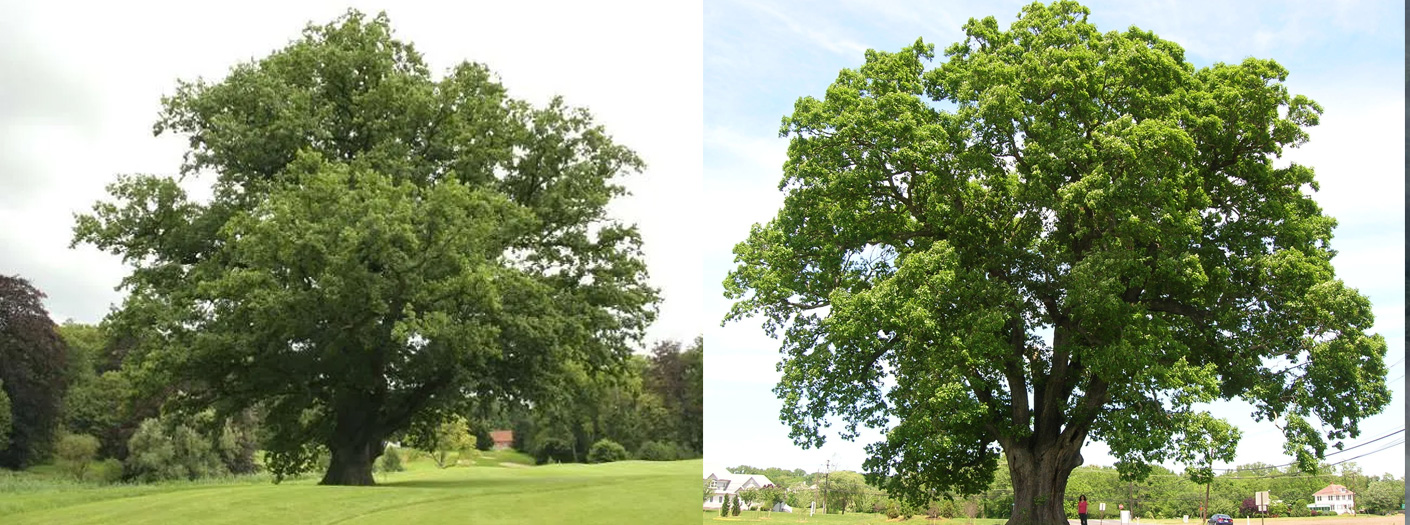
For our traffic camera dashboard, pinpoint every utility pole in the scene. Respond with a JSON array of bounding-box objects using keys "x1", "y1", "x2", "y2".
[
  {"x1": 1203, "y1": 481, "x2": 1209, "y2": 521},
  {"x1": 822, "y1": 459, "x2": 831, "y2": 515},
  {"x1": 1128, "y1": 480, "x2": 1134, "y2": 518}
]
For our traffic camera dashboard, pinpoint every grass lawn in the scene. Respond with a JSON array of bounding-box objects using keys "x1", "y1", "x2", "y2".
[
  {"x1": 704, "y1": 511, "x2": 1405, "y2": 525},
  {"x1": 1115, "y1": 517, "x2": 1403, "y2": 525},
  {"x1": 703, "y1": 510, "x2": 1008, "y2": 524},
  {"x1": 2, "y1": 456, "x2": 700, "y2": 524}
]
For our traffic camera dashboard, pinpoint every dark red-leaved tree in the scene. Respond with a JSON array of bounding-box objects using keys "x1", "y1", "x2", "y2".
[{"x1": 0, "y1": 274, "x2": 69, "y2": 469}]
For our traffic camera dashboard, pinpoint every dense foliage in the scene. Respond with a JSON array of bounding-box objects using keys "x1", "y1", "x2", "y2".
[
  {"x1": 73, "y1": 11, "x2": 657, "y2": 485},
  {"x1": 506, "y1": 338, "x2": 702, "y2": 464},
  {"x1": 54, "y1": 433, "x2": 100, "y2": 480},
  {"x1": 406, "y1": 416, "x2": 475, "y2": 469},
  {"x1": 0, "y1": 275, "x2": 69, "y2": 469},
  {"x1": 724, "y1": 2, "x2": 1389, "y2": 522},
  {"x1": 124, "y1": 418, "x2": 224, "y2": 483},
  {"x1": 586, "y1": 439, "x2": 628, "y2": 463},
  {"x1": 0, "y1": 380, "x2": 9, "y2": 451},
  {"x1": 377, "y1": 447, "x2": 404, "y2": 472},
  {"x1": 738, "y1": 461, "x2": 1402, "y2": 519}
]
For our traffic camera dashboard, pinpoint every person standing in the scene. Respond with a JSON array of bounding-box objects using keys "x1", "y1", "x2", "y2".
[{"x1": 1078, "y1": 495, "x2": 1089, "y2": 525}]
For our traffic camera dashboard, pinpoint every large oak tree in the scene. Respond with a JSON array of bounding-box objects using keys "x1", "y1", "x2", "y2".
[
  {"x1": 75, "y1": 11, "x2": 657, "y2": 485},
  {"x1": 723, "y1": 2, "x2": 1389, "y2": 523}
]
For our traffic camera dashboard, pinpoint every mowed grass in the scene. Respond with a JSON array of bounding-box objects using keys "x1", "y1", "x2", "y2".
[
  {"x1": 704, "y1": 510, "x2": 1008, "y2": 524},
  {"x1": 704, "y1": 511, "x2": 1404, "y2": 525},
  {"x1": 1114, "y1": 517, "x2": 1402, "y2": 525},
  {"x1": 2, "y1": 458, "x2": 700, "y2": 524}
]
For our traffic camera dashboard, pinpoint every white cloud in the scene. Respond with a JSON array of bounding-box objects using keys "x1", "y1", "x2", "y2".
[{"x1": 1, "y1": 0, "x2": 704, "y2": 349}]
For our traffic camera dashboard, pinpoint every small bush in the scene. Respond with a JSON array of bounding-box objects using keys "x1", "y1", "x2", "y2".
[
  {"x1": 721, "y1": 495, "x2": 731, "y2": 517},
  {"x1": 886, "y1": 500, "x2": 902, "y2": 519},
  {"x1": 732, "y1": 493, "x2": 742, "y2": 516},
  {"x1": 55, "y1": 433, "x2": 100, "y2": 480},
  {"x1": 454, "y1": 448, "x2": 481, "y2": 466},
  {"x1": 533, "y1": 437, "x2": 575, "y2": 465},
  {"x1": 379, "y1": 447, "x2": 404, "y2": 472},
  {"x1": 92, "y1": 458, "x2": 123, "y2": 483},
  {"x1": 635, "y1": 440, "x2": 681, "y2": 461},
  {"x1": 586, "y1": 439, "x2": 628, "y2": 463}
]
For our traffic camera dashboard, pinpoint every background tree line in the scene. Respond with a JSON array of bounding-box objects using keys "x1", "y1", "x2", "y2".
[
  {"x1": 728, "y1": 459, "x2": 1405, "y2": 519},
  {"x1": 1, "y1": 273, "x2": 701, "y2": 482},
  {"x1": 486, "y1": 338, "x2": 703, "y2": 464}
]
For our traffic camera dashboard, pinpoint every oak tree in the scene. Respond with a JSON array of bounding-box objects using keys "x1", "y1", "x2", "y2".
[
  {"x1": 74, "y1": 11, "x2": 656, "y2": 485},
  {"x1": 724, "y1": 2, "x2": 1389, "y2": 523}
]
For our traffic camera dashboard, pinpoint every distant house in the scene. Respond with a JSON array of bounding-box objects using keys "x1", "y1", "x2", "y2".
[
  {"x1": 703, "y1": 467, "x2": 791, "y2": 512},
  {"x1": 1307, "y1": 484, "x2": 1356, "y2": 515},
  {"x1": 489, "y1": 430, "x2": 514, "y2": 450}
]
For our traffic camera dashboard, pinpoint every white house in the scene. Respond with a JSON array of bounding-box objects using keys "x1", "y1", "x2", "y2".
[
  {"x1": 1306, "y1": 484, "x2": 1356, "y2": 515},
  {"x1": 703, "y1": 467, "x2": 791, "y2": 512}
]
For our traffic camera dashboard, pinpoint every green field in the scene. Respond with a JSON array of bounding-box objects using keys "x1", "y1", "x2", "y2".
[
  {"x1": 1, "y1": 457, "x2": 699, "y2": 524},
  {"x1": 703, "y1": 511, "x2": 1403, "y2": 525},
  {"x1": 703, "y1": 510, "x2": 1008, "y2": 524}
]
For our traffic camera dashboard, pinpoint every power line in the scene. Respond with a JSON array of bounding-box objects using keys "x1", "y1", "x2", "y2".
[
  {"x1": 1386, "y1": 356, "x2": 1404, "y2": 369},
  {"x1": 1211, "y1": 427, "x2": 1404, "y2": 473}
]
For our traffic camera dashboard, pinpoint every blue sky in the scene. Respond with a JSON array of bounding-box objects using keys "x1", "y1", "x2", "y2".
[{"x1": 704, "y1": 0, "x2": 1405, "y2": 479}]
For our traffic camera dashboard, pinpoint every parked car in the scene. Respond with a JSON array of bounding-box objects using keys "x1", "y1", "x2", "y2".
[{"x1": 1207, "y1": 514, "x2": 1233, "y2": 525}]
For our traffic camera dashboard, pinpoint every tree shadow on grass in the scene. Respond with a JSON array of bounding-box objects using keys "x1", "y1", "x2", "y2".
[{"x1": 379, "y1": 476, "x2": 578, "y2": 491}]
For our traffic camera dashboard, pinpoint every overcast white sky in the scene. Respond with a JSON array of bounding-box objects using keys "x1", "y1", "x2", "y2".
[
  {"x1": 0, "y1": 0, "x2": 703, "y2": 348},
  {"x1": 704, "y1": 0, "x2": 1406, "y2": 480}
]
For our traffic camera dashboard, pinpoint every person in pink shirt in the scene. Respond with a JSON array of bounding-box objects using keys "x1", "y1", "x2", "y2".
[{"x1": 1078, "y1": 495, "x2": 1089, "y2": 525}]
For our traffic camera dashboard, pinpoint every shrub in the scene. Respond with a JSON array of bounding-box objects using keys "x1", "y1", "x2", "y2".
[
  {"x1": 214, "y1": 410, "x2": 260, "y2": 474},
  {"x1": 722, "y1": 494, "x2": 731, "y2": 517},
  {"x1": 533, "y1": 437, "x2": 575, "y2": 465},
  {"x1": 936, "y1": 499, "x2": 957, "y2": 518},
  {"x1": 169, "y1": 423, "x2": 223, "y2": 479},
  {"x1": 635, "y1": 440, "x2": 681, "y2": 461},
  {"x1": 379, "y1": 447, "x2": 404, "y2": 472},
  {"x1": 587, "y1": 439, "x2": 628, "y2": 463},
  {"x1": 454, "y1": 448, "x2": 481, "y2": 466},
  {"x1": 124, "y1": 419, "x2": 183, "y2": 482},
  {"x1": 732, "y1": 493, "x2": 741, "y2": 516},
  {"x1": 92, "y1": 458, "x2": 123, "y2": 483},
  {"x1": 55, "y1": 433, "x2": 100, "y2": 480},
  {"x1": 124, "y1": 417, "x2": 228, "y2": 482},
  {"x1": 474, "y1": 427, "x2": 493, "y2": 451},
  {"x1": 886, "y1": 500, "x2": 902, "y2": 519}
]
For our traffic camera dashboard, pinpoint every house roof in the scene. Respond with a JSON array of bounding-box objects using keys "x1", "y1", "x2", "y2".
[
  {"x1": 1313, "y1": 484, "x2": 1354, "y2": 497},
  {"x1": 704, "y1": 468, "x2": 776, "y2": 495},
  {"x1": 489, "y1": 430, "x2": 513, "y2": 443}
]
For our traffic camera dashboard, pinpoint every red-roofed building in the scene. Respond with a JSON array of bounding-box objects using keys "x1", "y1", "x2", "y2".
[
  {"x1": 490, "y1": 430, "x2": 514, "y2": 450},
  {"x1": 1307, "y1": 484, "x2": 1356, "y2": 515}
]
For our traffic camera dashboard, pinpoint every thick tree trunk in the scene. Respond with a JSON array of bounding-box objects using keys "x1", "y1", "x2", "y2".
[
  {"x1": 319, "y1": 404, "x2": 386, "y2": 486},
  {"x1": 320, "y1": 440, "x2": 380, "y2": 486},
  {"x1": 1005, "y1": 442, "x2": 1084, "y2": 525}
]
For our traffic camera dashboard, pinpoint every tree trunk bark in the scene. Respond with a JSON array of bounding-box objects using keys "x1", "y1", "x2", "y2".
[
  {"x1": 319, "y1": 403, "x2": 386, "y2": 486},
  {"x1": 1005, "y1": 442, "x2": 1084, "y2": 525},
  {"x1": 321, "y1": 440, "x2": 380, "y2": 485}
]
